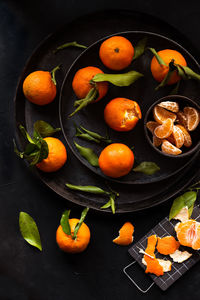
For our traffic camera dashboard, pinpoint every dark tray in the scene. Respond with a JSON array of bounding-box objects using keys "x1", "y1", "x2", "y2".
[
  {"x1": 14, "y1": 10, "x2": 200, "y2": 213},
  {"x1": 60, "y1": 30, "x2": 200, "y2": 184}
]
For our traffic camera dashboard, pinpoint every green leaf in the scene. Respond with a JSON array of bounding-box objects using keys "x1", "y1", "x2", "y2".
[
  {"x1": 133, "y1": 37, "x2": 147, "y2": 60},
  {"x1": 19, "y1": 212, "x2": 42, "y2": 251},
  {"x1": 149, "y1": 48, "x2": 167, "y2": 66},
  {"x1": 178, "y1": 65, "x2": 200, "y2": 81},
  {"x1": 110, "y1": 194, "x2": 116, "y2": 214},
  {"x1": 53, "y1": 41, "x2": 87, "y2": 54},
  {"x1": 80, "y1": 126, "x2": 112, "y2": 144},
  {"x1": 169, "y1": 191, "x2": 197, "y2": 220},
  {"x1": 73, "y1": 207, "x2": 89, "y2": 239},
  {"x1": 38, "y1": 139, "x2": 49, "y2": 162},
  {"x1": 74, "y1": 124, "x2": 100, "y2": 143},
  {"x1": 19, "y1": 125, "x2": 34, "y2": 143},
  {"x1": 50, "y1": 65, "x2": 60, "y2": 85},
  {"x1": 133, "y1": 162, "x2": 160, "y2": 175},
  {"x1": 69, "y1": 88, "x2": 98, "y2": 117},
  {"x1": 66, "y1": 183, "x2": 110, "y2": 195},
  {"x1": 155, "y1": 69, "x2": 175, "y2": 91},
  {"x1": 34, "y1": 120, "x2": 61, "y2": 138},
  {"x1": 92, "y1": 71, "x2": 143, "y2": 87},
  {"x1": 60, "y1": 210, "x2": 71, "y2": 235},
  {"x1": 13, "y1": 139, "x2": 24, "y2": 158},
  {"x1": 74, "y1": 141, "x2": 99, "y2": 167},
  {"x1": 101, "y1": 200, "x2": 111, "y2": 209}
]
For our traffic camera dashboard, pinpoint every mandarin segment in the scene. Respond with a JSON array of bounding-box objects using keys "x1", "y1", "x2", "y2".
[
  {"x1": 171, "y1": 125, "x2": 184, "y2": 148},
  {"x1": 153, "y1": 105, "x2": 177, "y2": 124},
  {"x1": 158, "y1": 101, "x2": 179, "y2": 113},
  {"x1": 176, "y1": 125, "x2": 192, "y2": 147},
  {"x1": 113, "y1": 222, "x2": 134, "y2": 246},
  {"x1": 154, "y1": 118, "x2": 173, "y2": 139},
  {"x1": 156, "y1": 236, "x2": 180, "y2": 255},
  {"x1": 177, "y1": 111, "x2": 188, "y2": 128},
  {"x1": 161, "y1": 139, "x2": 182, "y2": 155},
  {"x1": 153, "y1": 135, "x2": 163, "y2": 147},
  {"x1": 146, "y1": 121, "x2": 159, "y2": 133},
  {"x1": 175, "y1": 220, "x2": 200, "y2": 250},
  {"x1": 183, "y1": 106, "x2": 200, "y2": 131}
]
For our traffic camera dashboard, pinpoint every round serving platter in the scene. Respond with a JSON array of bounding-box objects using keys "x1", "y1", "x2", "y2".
[
  {"x1": 14, "y1": 10, "x2": 200, "y2": 213},
  {"x1": 59, "y1": 30, "x2": 200, "y2": 184}
]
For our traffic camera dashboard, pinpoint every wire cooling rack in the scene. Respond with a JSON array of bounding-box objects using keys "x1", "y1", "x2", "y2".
[{"x1": 124, "y1": 205, "x2": 200, "y2": 292}]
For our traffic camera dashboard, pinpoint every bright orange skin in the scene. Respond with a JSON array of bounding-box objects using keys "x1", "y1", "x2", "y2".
[
  {"x1": 72, "y1": 66, "x2": 108, "y2": 101},
  {"x1": 104, "y1": 98, "x2": 142, "y2": 132},
  {"x1": 56, "y1": 218, "x2": 91, "y2": 253},
  {"x1": 144, "y1": 235, "x2": 164, "y2": 277},
  {"x1": 99, "y1": 36, "x2": 134, "y2": 70},
  {"x1": 156, "y1": 236, "x2": 180, "y2": 255},
  {"x1": 99, "y1": 143, "x2": 134, "y2": 178},
  {"x1": 36, "y1": 137, "x2": 67, "y2": 172},
  {"x1": 23, "y1": 71, "x2": 57, "y2": 105},
  {"x1": 151, "y1": 49, "x2": 187, "y2": 85},
  {"x1": 113, "y1": 222, "x2": 134, "y2": 246}
]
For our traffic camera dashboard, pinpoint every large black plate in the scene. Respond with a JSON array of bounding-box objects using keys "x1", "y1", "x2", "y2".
[
  {"x1": 59, "y1": 30, "x2": 200, "y2": 184},
  {"x1": 14, "y1": 10, "x2": 200, "y2": 212}
]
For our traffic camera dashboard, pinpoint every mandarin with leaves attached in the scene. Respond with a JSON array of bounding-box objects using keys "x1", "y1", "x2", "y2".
[
  {"x1": 36, "y1": 137, "x2": 67, "y2": 172},
  {"x1": 56, "y1": 218, "x2": 90, "y2": 253},
  {"x1": 151, "y1": 49, "x2": 187, "y2": 84},
  {"x1": 23, "y1": 67, "x2": 59, "y2": 105},
  {"x1": 72, "y1": 66, "x2": 108, "y2": 101}
]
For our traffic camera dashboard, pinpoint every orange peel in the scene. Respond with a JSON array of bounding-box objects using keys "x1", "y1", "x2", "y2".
[
  {"x1": 113, "y1": 222, "x2": 134, "y2": 246},
  {"x1": 170, "y1": 249, "x2": 192, "y2": 263},
  {"x1": 156, "y1": 236, "x2": 180, "y2": 255}
]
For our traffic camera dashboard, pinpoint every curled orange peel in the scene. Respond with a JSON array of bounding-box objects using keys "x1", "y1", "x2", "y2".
[
  {"x1": 156, "y1": 236, "x2": 180, "y2": 255},
  {"x1": 113, "y1": 222, "x2": 134, "y2": 246}
]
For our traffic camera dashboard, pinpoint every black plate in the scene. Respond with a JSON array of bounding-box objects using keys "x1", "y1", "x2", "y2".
[
  {"x1": 14, "y1": 10, "x2": 200, "y2": 212},
  {"x1": 59, "y1": 30, "x2": 200, "y2": 184}
]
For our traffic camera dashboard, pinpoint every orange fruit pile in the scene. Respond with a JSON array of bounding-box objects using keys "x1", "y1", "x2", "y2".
[
  {"x1": 99, "y1": 36, "x2": 134, "y2": 70},
  {"x1": 146, "y1": 100, "x2": 199, "y2": 155},
  {"x1": 104, "y1": 98, "x2": 142, "y2": 132},
  {"x1": 56, "y1": 218, "x2": 91, "y2": 253},
  {"x1": 36, "y1": 137, "x2": 67, "y2": 172},
  {"x1": 98, "y1": 143, "x2": 134, "y2": 178}
]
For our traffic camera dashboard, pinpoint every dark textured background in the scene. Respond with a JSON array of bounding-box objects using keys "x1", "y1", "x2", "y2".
[{"x1": 0, "y1": 0, "x2": 200, "y2": 299}]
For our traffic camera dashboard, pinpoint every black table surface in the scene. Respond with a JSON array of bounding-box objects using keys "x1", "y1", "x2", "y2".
[{"x1": 1, "y1": 1, "x2": 200, "y2": 299}]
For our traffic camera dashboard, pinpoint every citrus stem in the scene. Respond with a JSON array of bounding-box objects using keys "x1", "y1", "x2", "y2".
[
  {"x1": 69, "y1": 87, "x2": 98, "y2": 118},
  {"x1": 53, "y1": 41, "x2": 87, "y2": 54},
  {"x1": 148, "y1": 48, "x2": 167, "y2": 66},
  {"x1": 51, "y1": 65, "x2": 61, "y2": 85}
]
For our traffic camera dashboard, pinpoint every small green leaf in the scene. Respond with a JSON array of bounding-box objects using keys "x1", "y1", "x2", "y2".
[
  {"x1": 66, "y1": 183, "x2": 110, "y2": 195},
  {"x1": 19, "y1": 212, "x2": 42, "y2": 251},
  {"x1": 60, "y1": 210, "x2": 71, "y2": 235},
  {"x1": 13, "y1": 139, "x2": 24, "y2": 158},
  {"x1": 110, "y1": 194, "x2": 116, "y2": 214},
  {"x1": 101, "y1": 200, "x2": 111, "y2": 209},
  {"x1": 149, "y1": 48, "x2": 167, "y2": 66},
  {"x1": 74, "y1": 141, "x2": 99, "y2": 167},
  {"x1": 19, "y1": 125, "x2": 34, "y2": 143},
  {"x1": 133, "y1": 162, "x2": 160, "y2": 175},
  {"x1": 155, "y1": 69, "x2": 175, "y2": 91},
  {"x1": 69, "y1": 88, "x2": 98, "y2": 117},
  {"x1": 178, "y1": 65, "x2": 200, "y2": 81},
  {"x1": 92, "y1": 71, "x2": 143, "y2": 87},
  {"x1": 73, "y1": 207, "x2": 89, "y2": 239},
  {"x1": 53, "y1": 41, "x2": 87, "y2": 54},
  {"x1": 169, "y1": 191, "x2": 197, "y2": 220},
  {"x1": 34, "y1": 120, "x2": 61, "y2": 138},
  {"x1": 133, "y1": 37, "x2": 147, "y2": 60},
  {"x1": 80, "y1": 126, "x2": 112, "y2": 143},
  {"x1": 50, "y1": 65, "x2": 60, "y2": 85}
]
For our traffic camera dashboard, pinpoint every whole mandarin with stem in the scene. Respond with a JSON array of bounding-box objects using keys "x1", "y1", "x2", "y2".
[
  {"x1": 99, "y1": 143, "x2": 134, "y2": 178},
  {"x1": 99, "y1": 36, "x2": 134, "y2": 70},
  {"x1": 72, "y1": 66, "x2": 108, "y2": 101},
  {"x1": 56, "y1": 218, "x2": 91, "y2": 253},
  {"x1": 36, "y1": 137, "x2": 67, "y2": 172},
  {"x1": 104, "y1": 97, "x2": 142, "y2": 132},
  {"x1": 23, "y1": 66, "x2": 59, "y2": 105},
  {"x1": 150, "y1": 49, "x2": 187, "y2": 84}
]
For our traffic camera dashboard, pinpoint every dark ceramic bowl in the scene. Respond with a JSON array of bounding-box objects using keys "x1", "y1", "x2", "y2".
[{"x1": 144, "y1": 95, "x2": 200, "y2": 158}]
